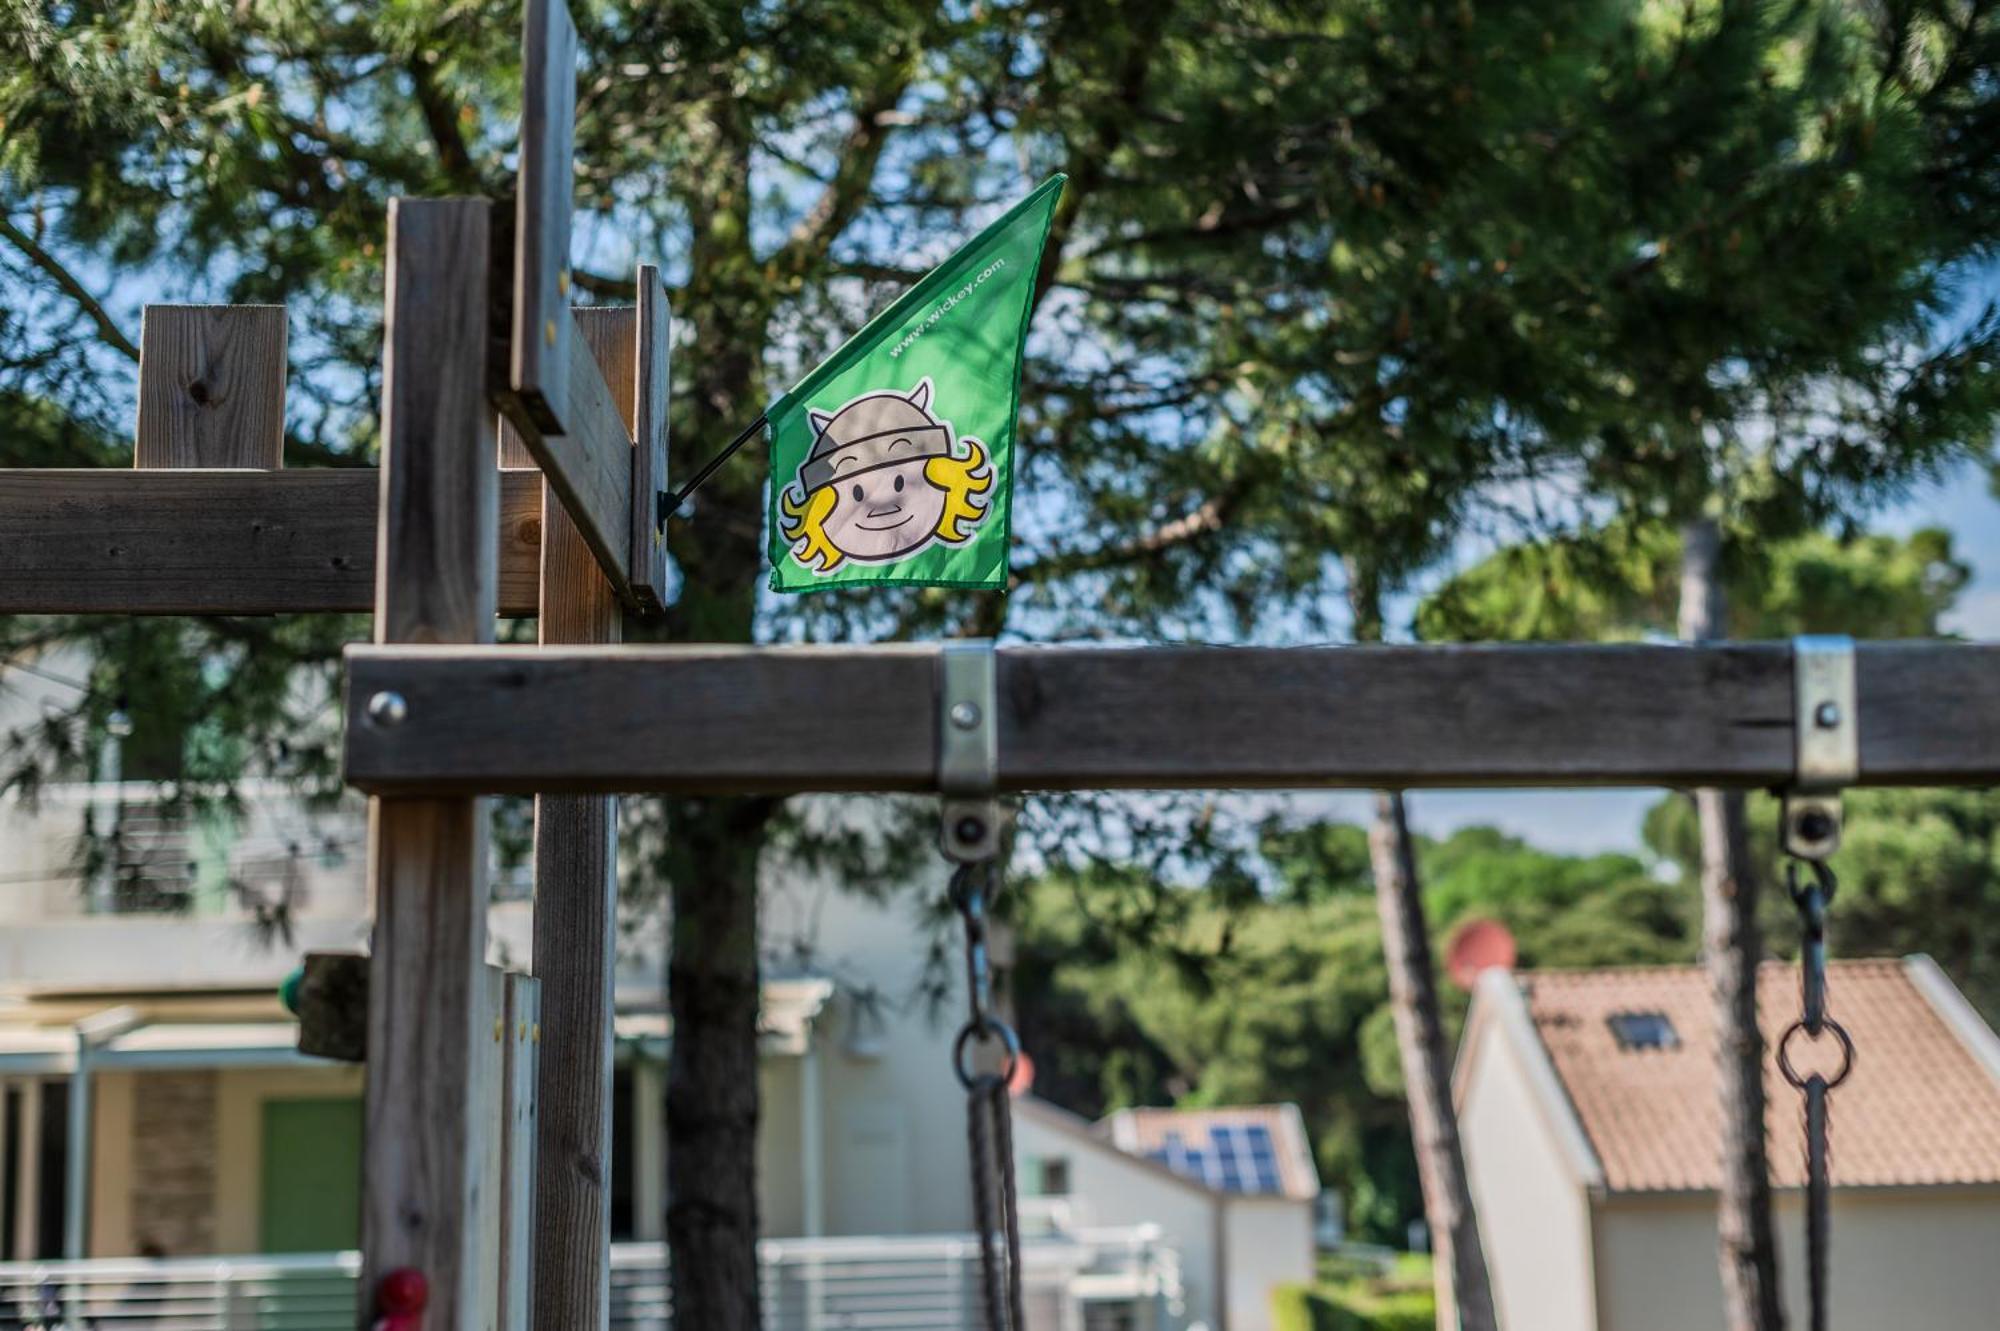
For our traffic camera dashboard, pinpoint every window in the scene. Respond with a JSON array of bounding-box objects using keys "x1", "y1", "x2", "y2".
[
  {"x1": 1036, "y1": 1156, "x2": 1071, "y2": 1197},
  {"x1": 1607, "y1": 1011, "x2": 1679, "y2": 1051}
]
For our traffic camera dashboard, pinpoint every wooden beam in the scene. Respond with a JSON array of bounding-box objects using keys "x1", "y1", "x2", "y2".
[
  {"x1": 135, "y1": 306, "x2": 288, "y2": 469},
  {"x1": 529, "y1": 312, "x2": 622, "y2": 1322},
  {"x1": 506, "y1": 309, "x2": 650, "y2": 613},
  {"x1": 0, "y1": 469, "x2": 544, "y2": 616},
  {"x1": 511, "y1": 0, "x2": 578, "y2": 433},
  {"x1": 632, "y1": 265, "x2": 671, "y2": 609},
  {"x1": 359, "y1": 197, "x2": 500, "y2": 1331},
  {"x1": 341, "y1": 641, "x2": 2000, "y2": 795}
]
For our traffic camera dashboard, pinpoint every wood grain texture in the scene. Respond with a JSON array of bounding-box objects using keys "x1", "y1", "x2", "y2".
[
  {"x1": 631, "y1": 266, "x2": 671, "y2": 612},
  {"x1": 342, "y1": 641, "x2": 2000, "y2": 795},
  {"x1": 530, "y1": 314, "x2": 623, "y2": 1331},
  {"x1": 0, "y1": 469, "x2": 542, "y2": 616},
  {"x1": 360, "y1": 197, "x2": 501, "y2": 1331},
  {"x1": 508, "y1": 310, "x2": 638, "y2": 611},
  {"x1": 134, "y1": 305, "x2": 288, "y2": 469},
  {"x1": 374, "y1": 199, "x2": 500, "y2": 644},
  {"x1": 512, "y1": 0, "x2": 577, "y2": 433},
  {"x1": 499, "y1": 974, "x2": 540, "y2": 1331},
  {"x1": 361, "y1": 798, "x2": 494, "y2": 1327}
]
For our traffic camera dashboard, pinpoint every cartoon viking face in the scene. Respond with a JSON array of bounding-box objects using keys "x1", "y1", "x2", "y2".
[{"x1": 780, "y1": 378, "x2": 994, "y2": 570}]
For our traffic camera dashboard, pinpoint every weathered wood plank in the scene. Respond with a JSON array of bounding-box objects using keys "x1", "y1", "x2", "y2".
[
  {"x1": 499, "y1": 973, "x2": 540, "y2": 1331},
  {"x1": 632, "y1": 266, "x2": 671, "y2": 611},
  {"x1": 135, "y1": 306, "x2": 288, "y2": 469},
  {"x1": 360, "y1": 197, "x2": 500, "y2": 1331},
  {"x1": 341, "y1": 641, "x2": 2000, "y2": 794},
  {"x1": 511, "y1": 0, "x2": 578, "y2": 433},
  {"x1": 507, "y1": 309, "x2": 642, "y2": 611},
  {"x1": 529, "y1": 310, "x2": 624, "y2": 1331},
  {"x1": 0, "y1": 469, "x2": 543, "y2": 616}
]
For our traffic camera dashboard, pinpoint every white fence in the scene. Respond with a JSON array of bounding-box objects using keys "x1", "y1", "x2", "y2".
[{"x1": 0, "y1": 1231, "x2": 1181, "y2": 1330}]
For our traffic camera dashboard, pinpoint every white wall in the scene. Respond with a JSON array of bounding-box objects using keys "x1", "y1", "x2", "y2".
[
  {"x1": 1458, "y1": 1016, "x2": 1599, "y2": 1331},
  {"x1": 761, "y1": 830, "x2": 976, "y2": 1238},
  {"x1": 1013, "y1": 1101, "x2": 1223, "y2": 1330},
  {"x1": 1596, "y1": 1187, "x2": 2000, "y2": 1331},
  {"x1": 1220, "y1": 1196, "x2": 1314, "y2": 1331}
]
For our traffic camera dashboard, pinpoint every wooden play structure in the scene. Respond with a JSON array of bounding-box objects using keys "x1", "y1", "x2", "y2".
[{"x1": 4, "y1": 1, "x2": 1999, "y2": 1327}]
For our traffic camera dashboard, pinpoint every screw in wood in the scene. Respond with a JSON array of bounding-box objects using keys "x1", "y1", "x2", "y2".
[
  {"x1": 1814, "y1": 701, "x2": 1841, "y2": 728},
  {"x1": 950, "y1": 701, "x2": 982, "y2": 730},
  {"x1": 366, "y1": 691, "x2": 408, "y2": 727}
]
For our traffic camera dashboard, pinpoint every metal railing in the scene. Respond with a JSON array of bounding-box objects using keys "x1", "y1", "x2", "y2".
[{"x1": 0, "y1": 1230, "x2": 1181, "y2": 1330}]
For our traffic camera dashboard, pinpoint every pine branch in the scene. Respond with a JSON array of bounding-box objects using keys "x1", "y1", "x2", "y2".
[
  {"x1": 0, "y1": 216, "x2": 139, "y2": 363},
  {"x1": 768, "y1": 79, "x2": 914, "y2": 283}
]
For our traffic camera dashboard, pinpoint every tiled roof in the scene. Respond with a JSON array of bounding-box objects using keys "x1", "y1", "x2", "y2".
[
  {"x1": 1101, "y1": 1103, "x2": 1320, "y2": 1201},
  {"x1": 1518, "y1": 959, "x2": 2000, "y2": 1192}
]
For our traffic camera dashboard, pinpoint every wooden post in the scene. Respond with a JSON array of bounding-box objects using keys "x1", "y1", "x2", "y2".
[
  {"x1": 359, "y1": 197, "x2": 501, "y2": 1331},
  {"x1": 530, "y1": 305, "x2": 630, "y2": 1331},
  {"x1": 134, "y1": 305, "x2": 288, "y2": 469},
  {"x1": 499, "y1": 973, "x2": 542, "y2": 1331}
]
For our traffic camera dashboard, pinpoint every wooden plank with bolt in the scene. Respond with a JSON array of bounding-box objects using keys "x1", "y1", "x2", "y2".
[
  {"x1": 359, "y1": 197, "x2": 502, "y2": 1331},
  {"x1": 0, "y1": 469, "x2": 544, "y2": 616},
  {"x1": 340, "y1": 641, "x2": 2000, "y2": 795},
  {"x1": 134, "y1": 305, "x2": 289, "y2": 469}
]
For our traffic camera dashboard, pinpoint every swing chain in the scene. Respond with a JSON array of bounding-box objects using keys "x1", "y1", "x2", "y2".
[
  {"x1": 950, "y1": 857, "x2": 1027, "y2": 1331},
  {"x1": 1779, "y1": 634, "x2": 1857, "y2": 1331}
]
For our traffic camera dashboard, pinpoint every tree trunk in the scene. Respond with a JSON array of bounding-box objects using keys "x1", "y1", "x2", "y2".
[
  {"x1": 1680, "y1": 517, "x2": 1786, "y2": 1331},
  {"x1": 664, "y1": 796, "x2": 774, "y2": 1329},
  {"x1": 1348, "y1": 558, "x2": 1498, "y2": 1331},
  {"x1": 659, "y1": 98, "x2": 777, "y2": 1331}
]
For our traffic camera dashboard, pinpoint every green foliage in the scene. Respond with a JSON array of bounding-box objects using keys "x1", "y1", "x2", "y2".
[
  {"x1": 1644, "y1": 786, "x2": 2000, "y2": 1021},
  {"x1": 1274, "y1": 1260, "x2": 1437, "y2": 1331},
  {"x1": 1010, "y1": 820, "x2": 1696, "y2": 1240},
  {"x1": 1419, "y1": 524, "x2": 1971, "y2": 643}
]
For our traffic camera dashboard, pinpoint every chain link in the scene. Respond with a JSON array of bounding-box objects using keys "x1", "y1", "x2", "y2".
[
  {"x1": 1779, "y1": 855, "x2": 1854, "y2": 1331},
  {"x1": 950, "y1": 858, "x2": 1027, "y2": 1331}
]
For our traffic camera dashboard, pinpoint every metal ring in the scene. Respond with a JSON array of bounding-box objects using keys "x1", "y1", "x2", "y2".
[
  {"x1": 952, "y1": 1018, "x2": 1021, "y2": 1091},
  {"x1": 1777, "y1": 1017, "x2": 1855, "y2": 1091},
  {"x1": 1786, "y1": 858, "x2": 1838, "y2": 910}
]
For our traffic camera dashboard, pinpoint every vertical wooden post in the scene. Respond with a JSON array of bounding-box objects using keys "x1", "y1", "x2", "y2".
[
  {"x1": 530, "y1": 306, "x2": 630, "y2": 1331},
  {"x1": 360, "y1": 197, "x2": 500, "y2": 1331},
  {"x1": 134, "y1": 306, "x2": 288, "y2": 469},
  {"x1": 498, "y1": 973, "x2": 542, "y2": 1331}
]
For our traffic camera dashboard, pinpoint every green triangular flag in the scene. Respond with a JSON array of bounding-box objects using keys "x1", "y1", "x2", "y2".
[{"x1": 767, "y1": 175, "x2": 1065, "y2": 593}]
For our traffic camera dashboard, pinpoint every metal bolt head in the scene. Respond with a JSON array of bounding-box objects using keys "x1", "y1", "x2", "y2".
[
  {"x1": 1813, "y1": 701, "x2": 1841, "y2": 729},
  {"x1": 949, "y1": 700, "x2": 983, "y2": 731},
  {"x1": 366, "y1": 691, "x2": 408, "y2": 727},
  {"x1": 1794, "y1": 808, "x2": 1836, "y2": 845},
  {"x1": 955, "y1": 815, "x2": 988, "y2": 847}
]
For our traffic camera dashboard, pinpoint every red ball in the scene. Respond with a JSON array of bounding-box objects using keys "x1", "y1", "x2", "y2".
[{"x1": 378, "y1": 1268, "x2": 429, "y2": 1315}]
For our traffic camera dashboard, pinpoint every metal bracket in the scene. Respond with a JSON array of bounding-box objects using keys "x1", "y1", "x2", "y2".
[
  {"x1": 1784, "y1": 635, "x2": 1857, "y2": 861},
  {"x1": 938, "y1": 639, "x2": 1003, "y2": 863}
]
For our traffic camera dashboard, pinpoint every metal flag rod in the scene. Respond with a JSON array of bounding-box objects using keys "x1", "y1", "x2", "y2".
[{"x1": 658, "y1": 413, "x2": 768, "y2": 524}]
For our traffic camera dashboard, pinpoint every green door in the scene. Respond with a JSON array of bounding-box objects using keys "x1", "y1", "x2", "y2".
[{"x1": 259, "y1": 1097, "x2": 362, "y2": 1252}]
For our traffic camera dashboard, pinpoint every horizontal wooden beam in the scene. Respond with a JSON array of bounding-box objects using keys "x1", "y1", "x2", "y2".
[
  {"x1": 340, "y1": 641, "x2": 2000, "y2": 795},
  {"x1": 0, "y1": 468, "x2": 545, "y2": 616}
]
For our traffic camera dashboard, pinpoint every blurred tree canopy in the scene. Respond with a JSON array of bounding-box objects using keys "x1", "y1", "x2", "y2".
[
  {"x1": 4, "y1": 0, "x2": 1998, "y2": 1309},
  {"x1": 1009, "y1": 821, "x2": 1692, "y2": 1242}
]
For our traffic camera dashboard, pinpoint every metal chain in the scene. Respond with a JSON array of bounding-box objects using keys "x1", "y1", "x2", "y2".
[
  {"x1": 950, "y1": 858, "x2": 1027, "y2": 1331},
  {"x1": 1777, "y1": 857, "x2": 1856, "y2": 1331}
]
